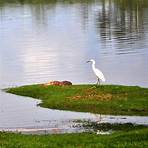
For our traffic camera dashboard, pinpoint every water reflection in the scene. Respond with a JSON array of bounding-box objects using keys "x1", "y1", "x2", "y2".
[
  {"x1": 95, "y1": 0, "x2": 148, "y2": 52},
  {"x1": 0, "y1": 0, "x2": 148, "y2": 86}
]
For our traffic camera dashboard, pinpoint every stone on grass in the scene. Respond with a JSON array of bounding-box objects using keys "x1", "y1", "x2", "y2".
[{"x1": 43, "y1": 81, "x2": 72, "y2": 86}]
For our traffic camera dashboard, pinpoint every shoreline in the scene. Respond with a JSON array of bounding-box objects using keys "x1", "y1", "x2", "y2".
[{"x1": 6, "y1": 84, "x2": 148, "y2": 116}]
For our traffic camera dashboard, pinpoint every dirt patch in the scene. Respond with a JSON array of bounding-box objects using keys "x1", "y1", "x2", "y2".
[
  {"x1": 68, "y1": 87, "x2": 128, "y2": 101},
  {"x1": 69, "y1": 87, "x2": 113, "y2": 101}
]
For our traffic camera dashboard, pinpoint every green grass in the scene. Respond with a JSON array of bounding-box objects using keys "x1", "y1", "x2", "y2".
[
  {"x1": 0, "y1": 127, "x2": 148, "y2": 148},
  {"x1": 81, "y1": 122, "x2": 147, "y2": 132},
  {"x1": 6, "y1": 84, "x2": 148, "y2": 115}
]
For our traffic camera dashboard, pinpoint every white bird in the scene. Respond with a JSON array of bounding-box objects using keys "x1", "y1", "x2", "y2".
[{"x1": 87, "y1": 59, "x2": 105, "y2": 85}]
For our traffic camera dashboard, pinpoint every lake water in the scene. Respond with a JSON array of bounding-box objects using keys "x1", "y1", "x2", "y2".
[
  {"x1": 0, "y1": 0, "x2": 148, "y2": 133},
  {"x1": 0, "y1": 0, "x2": 148, "y2": 87}
]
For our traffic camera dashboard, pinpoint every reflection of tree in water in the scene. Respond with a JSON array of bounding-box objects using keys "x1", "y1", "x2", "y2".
[
  {"x1": 0, "y1": 0, "x2": 148, "y2": 48},
  {"x1": 78, "y1": 2, "x2": 89, "y2": 30},
  {"x1": 95, "y1": 0, "x2": 148, "y2": 45},
  {"x1": 96, "y1": 0, "x2": 112, "y2": 40},
  {"x1": 30, "y1": 3, "x2": 56, "y2": 28},
  {"x1": 0, "y1": 0, "x2": 94, "y2": 5}
]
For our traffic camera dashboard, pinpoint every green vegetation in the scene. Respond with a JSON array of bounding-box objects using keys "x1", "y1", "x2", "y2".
[
  {"x1": 6, "y1": 84, "x2": 148, "y2": 115},
  {"x1": 0, "y1": 127, "x2": 148, "y2": 148},
  {"x1": 81, "y1": 122, "x2": 147, "y2": 132}
]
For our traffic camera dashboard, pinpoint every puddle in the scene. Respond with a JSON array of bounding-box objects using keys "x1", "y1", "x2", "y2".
[
  {"x1": 96, "y1": 130, "x2": 112, "y2": 135},
  {"x1": 0, "y1": 90, "x2": 148, "y2": 134}
]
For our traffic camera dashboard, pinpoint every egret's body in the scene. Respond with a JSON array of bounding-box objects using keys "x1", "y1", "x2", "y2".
[{"x1": 87, "y1": 59, "x2": 105, "y2": 85}]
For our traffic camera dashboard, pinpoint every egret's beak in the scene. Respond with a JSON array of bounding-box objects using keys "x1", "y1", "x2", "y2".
[{"x1": 86, "y1": 60, "x2": 90, "y2": 63}]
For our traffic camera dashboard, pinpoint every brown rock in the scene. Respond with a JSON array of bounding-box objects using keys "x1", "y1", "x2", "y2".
[
  {"x1": 43, "y1": 81, "x2": 61, "y2": 86},
  {"x1": 61, "y1": 81, "x2": 72, "y2": 86},
  {"x1": 43, "y1": 80, "x2": 72, "y2": 86},
  {"x1": 50, "y1": 81, "x2": 62, "y2": 86}
]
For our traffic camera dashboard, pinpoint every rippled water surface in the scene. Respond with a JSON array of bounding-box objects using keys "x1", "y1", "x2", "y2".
[
  {"x1": 0, "y1": 0, "x2": 148, "y2": 133},
  {"x1": 0, "y1": 0, "x2": 148, "y2": 87}
]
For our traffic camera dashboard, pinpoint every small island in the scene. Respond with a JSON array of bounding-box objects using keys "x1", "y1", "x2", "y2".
[{"x1": 6, "y1": 84, "x2": 148, "y2": 116}]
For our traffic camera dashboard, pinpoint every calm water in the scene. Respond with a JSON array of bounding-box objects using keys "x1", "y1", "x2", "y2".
[
  {"x1": 0, "y1": 0, "x2": 148, "y2": 87},
  {"x1": 0, "y1": 0, "x2": 148, "y2": 133}
]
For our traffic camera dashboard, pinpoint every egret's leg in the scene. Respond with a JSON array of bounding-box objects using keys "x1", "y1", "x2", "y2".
[
  {"x1": 98, "y1": 78, "x2": 100, "y2": 85},
  {"x1": 96, "y1": 78, "x2": 100, "y2": 85},
  {"x1": 96, "y1": 79, "x2": 98, "y2": 85}
]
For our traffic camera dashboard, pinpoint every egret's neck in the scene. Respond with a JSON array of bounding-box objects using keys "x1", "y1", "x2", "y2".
[{"x1": 91, "y1": 61, "x2": 96, "y2": 70}]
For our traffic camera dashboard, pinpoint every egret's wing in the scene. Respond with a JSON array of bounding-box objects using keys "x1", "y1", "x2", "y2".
[{"x1": 94, "y1": 68, "x2": 106, "y2": 82}]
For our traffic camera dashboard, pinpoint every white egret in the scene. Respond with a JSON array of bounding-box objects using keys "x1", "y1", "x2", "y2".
[{"x1": 87, "y1": 59, "x2": 105, "y2": 85}]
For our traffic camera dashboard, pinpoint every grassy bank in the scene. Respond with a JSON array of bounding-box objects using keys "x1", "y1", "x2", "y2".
[
  {"x1": 6, "y1": 84, "x2": 148, "y2": 115},
  {"x1": 0, "y1": 127, "x2": 148, "y2": 148}
]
